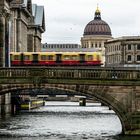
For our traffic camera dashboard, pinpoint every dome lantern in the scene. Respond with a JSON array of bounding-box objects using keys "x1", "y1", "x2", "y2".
[{"x1": 94, "y1": 5, "x2": 101, "y2": 20}]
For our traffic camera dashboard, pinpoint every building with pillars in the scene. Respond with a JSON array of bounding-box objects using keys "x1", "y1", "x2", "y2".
[
  {"x1": 0, "y1": 0, "x2": 45, "y2": 67},
  {"x1": 105, "y1": 36, "x2": 140, "y2": 67},
  {"x1": 0, "y1": 0, "x2": 12, "y2": 67},
  {"x1": 81, "y1": 7, "x2": 112, "y2": 65},
  {"x1": 0, "y1": 0, "x2": 13, "y2": 116},
  {"x1": 10, "y1": 0, "x2": 45, "y2": 52}
]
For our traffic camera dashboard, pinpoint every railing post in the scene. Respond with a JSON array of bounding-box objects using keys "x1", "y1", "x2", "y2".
[{"x1": 74, "y1": 70, "x2": 79, "y2": 78}]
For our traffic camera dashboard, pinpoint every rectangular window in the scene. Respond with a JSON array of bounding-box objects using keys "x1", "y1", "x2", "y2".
[
  {"x1": 47, "y1": 55, "x2": 53, "y2": 60},
  {"x1": 95, "y1": 44, "x2": 97, "y2": 48},
  {"x1": 127, "y1": 55, "x2": 131, "y2": 61},
  {"x1": 87, "y1": 55, "x2": 93, "y2": 61},
  {"x1": 137, "y1": 55, "x2": 140, "y2": 61},
  {"x1": 71, "y1": 55, "x2": 78, "y2": 60},
  {"x1": 64, "y1": 55, "x2": 70, "y2": 60},
  {"x1": 137, "y1": 44, "x2": 140, "y2": 50},
  {"x1": 41, "y1": 55, "x2": 47, "y2": 60},
  {"x1": 24, "y1": 55, "x2": 30, "y2": 60},
  {"x1": 14, "y1": 55, "x2": 20, "y2": 60},
  {"x1": 128, "y1": 44, "x2": 131, "y2": 50}
]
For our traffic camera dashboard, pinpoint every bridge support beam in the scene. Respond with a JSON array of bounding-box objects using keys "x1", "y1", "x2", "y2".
[{"x1": 79, "y1": 98, "x2": 86, "y2": 106}]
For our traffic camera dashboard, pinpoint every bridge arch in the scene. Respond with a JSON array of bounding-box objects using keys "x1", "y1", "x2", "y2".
[
  {"x1": 0, "y1": 83, "x2": 132, "y2": 135},
  {"x1": 43, "y1": 86, "x2": 128, "y2": 135}
]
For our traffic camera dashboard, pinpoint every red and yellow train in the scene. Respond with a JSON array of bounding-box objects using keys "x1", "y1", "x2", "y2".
[{"x1": 10, "y1": 52, "x2": 102, "y2": 66}]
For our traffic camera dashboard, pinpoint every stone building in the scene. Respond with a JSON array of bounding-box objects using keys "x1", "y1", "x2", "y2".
[
  {"x1": 0, "y1": 0, "x2": 45, "y2": 67},
  {"x1": 105, "y1": 36, "x2": 140, "y2": 67},
  {"x1": 10, "y1": 0, "x2": 45, "y2": 52},
  {"x1": 0, "y1": 0, "x2": 12, "y2": 67},
  {"x1": 81, "y1": 6, "x2": 112, "y2": 65}
]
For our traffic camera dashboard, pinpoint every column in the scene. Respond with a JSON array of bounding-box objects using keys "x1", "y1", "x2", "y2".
[
  {"x1": 0, "y1": 9, "x2": 10, "y2": 67},
  {"x1": 0, "y1": 95, "x2": 1, "y2": 115},
  {"x1": 88, "y1": 41, "x2": 91, "y2": 48},
  {"x1": 0, "y1": 15, "x2": 5, "y2": 67},
  {"x1": 5, "y1": 15, "x2": 10, "y2": 67}
]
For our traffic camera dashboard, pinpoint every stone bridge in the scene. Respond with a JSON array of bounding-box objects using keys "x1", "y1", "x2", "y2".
[{"x1": 0, "y1": 67, "x2": 140, "y2": 135}]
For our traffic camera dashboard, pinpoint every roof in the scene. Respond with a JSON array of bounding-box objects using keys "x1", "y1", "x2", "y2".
[
  {"x1": 23, "y1": 0, "x2": 28, "y2": 7},
  {"x1": 83, "y1": 7, "x2": 112, "y2": 36},
  {"x1": 41, "y1": 48, "x2": 100, "y2": 52},
  {"x1": 106, "y1": 36, "x2": 140, "y2": 43},
  {"x1": 84, "y1": 19, "x2": 112, "y2": 36},
  {"x1": 32, "y1": 4, "x2": 45, "y2": 31}
]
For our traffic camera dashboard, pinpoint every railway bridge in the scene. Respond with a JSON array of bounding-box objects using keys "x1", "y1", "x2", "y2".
[{"x1": 0, "y1": 67, "x2": 140, "y2": 135}]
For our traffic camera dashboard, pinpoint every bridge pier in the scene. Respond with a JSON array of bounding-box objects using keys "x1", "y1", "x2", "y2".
[
  {"x1": 79, "y1": 98, "x2": 86, "y2": 106},
  {"x1": 0, "y1": 93, "x2": 11, "y2": 116},
  {"x1": 101, "y1": 102, "x2": 106, "y2": 106},
  {"x1": 124, "y1": 113, "x2": 140, "y2": 135}
]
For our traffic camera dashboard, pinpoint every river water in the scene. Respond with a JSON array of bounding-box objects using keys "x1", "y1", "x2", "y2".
[{"x1": 0, "y1": 101, "x2": 139, "y2": 140}]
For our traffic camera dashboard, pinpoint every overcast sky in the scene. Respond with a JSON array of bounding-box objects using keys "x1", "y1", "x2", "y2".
[{"x1": 32, "y1": 0, "x2": 140, "y2": 44}]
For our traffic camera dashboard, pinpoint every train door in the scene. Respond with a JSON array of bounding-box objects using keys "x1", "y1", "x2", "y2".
[
  {"x1": 20, "y1": 53, "x2": 24, "y2": 65},
  {"x1": 56, "y1": 54, "x2": 62, "y2": 63},
  {"x1": 32, "y1": 54, "x2": 39, "y2": 65},
  {"x1": 79, "y1": 54, "x2": 85, "y2": 63}
]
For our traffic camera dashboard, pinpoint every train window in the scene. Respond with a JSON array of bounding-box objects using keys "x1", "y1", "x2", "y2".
[
  {"x1": 41, "y1": 55, "x2": 47, "y2": 60},
  {"x1": 71, "y1": 55, "x2": 78, "y2": 60},
  {"x1": 14, "y1": 55, "x2": 20, "y2": 60},
  {"x1": 64, "y1": 55, "x2": 70, "y2": 60},
  {"x1": 24, "y1": 55, "x2": 30, "y2": 60},
  {"x1": 47, "y1": 55, "x2": 53, "y2": 60},
  {"x1": 87, "y1": 55, "x2": 93, "y2": 61}
]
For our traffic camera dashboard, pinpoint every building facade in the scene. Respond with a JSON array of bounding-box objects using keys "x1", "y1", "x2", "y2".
[
  {"x1": 81, "y1": 6, "x2": 112, "y2": 65},
  {"x1": 0, "y1": 0, "x2": 45, "y2": 67},
  {"x1": 10, "y1": 0, "x2": 45, "y2": 52},
  {"x1": 42, "y1": 43, "x2": 81, "y2": 50},
  {"x1": 0, "y1": 0, "x2": 12, "y2": 67},
  {"x1": 42, "y1": 43, "x2": 99, "y2": 54},
  {"x1": 105, "y1": 36, "x2": 140, "y2": 67}
]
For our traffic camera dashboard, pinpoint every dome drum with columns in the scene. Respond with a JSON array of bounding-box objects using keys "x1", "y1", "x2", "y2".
[{"x1": 81, "y1": 6, "x2": 113, "y2": 65}]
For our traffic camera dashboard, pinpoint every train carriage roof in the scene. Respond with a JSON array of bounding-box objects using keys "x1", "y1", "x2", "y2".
[
  {"x1": 10, "y1": 51, "x2": 102, "y2": 55},
  {"x1": 10, "y1": 52, "x2": 21, "y2": 55}
]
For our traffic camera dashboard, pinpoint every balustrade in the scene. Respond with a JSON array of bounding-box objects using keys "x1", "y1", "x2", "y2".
[{"x1": 0, "y1": 67, "x2": 139, "y2": 81}]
